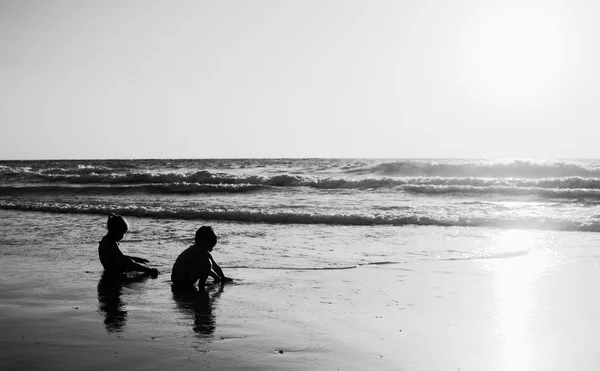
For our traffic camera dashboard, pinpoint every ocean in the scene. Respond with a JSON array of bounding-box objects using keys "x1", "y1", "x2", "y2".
[
  {"x1": 1, "y1": 158, "x2": 599, "y2": 272},
  {"x1": 3, "y1": 158, "x2": 600, "y2": 370}
]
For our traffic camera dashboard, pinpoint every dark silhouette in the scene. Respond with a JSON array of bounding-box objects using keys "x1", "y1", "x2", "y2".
[
  {"x1": 172, "y1": 283, "x2": 224, "y2": 336},
  {"x1": 171, "y1": 226, "x2": 232, "y2": 289},
  {"x1": 96, "y1": 271, "x2": 148, "y2": 333},
  {"x1": 98, "y1": 213, "x2": 159, "y2": 277}
]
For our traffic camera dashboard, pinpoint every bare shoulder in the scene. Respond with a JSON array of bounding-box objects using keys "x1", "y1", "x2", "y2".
[
  {"x1": 98, "y1": 236, "x2": 116, "y2": 249},
  {"x1": 179, "y1": 245, "x2": 197, "y2": 256},
  {"x1": 177, "y1": 245, "x2": 209, "y2": 262}
]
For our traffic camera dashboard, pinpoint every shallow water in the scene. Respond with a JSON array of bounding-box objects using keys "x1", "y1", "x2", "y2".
[
  {"x1": 1, "y1": 208, "x2": 596, "y2": 275},
  {"x1": 2, "y1": 206, "x2": 600, "y2": 371}
]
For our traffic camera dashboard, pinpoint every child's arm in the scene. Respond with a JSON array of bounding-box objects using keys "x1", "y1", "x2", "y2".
[
  {"x1": 118, "y1": 247, "x2": 156, "y2": 275},
  {"x1": 112, "y1": 244, "x2": 158, "y2": 277},
  {"x1": 111, "y1": 244, "x2": 144, "y2": 263},
  {"x1": 209, "y1": 255, "x2": 232, "y2": 282},
  {"x1": 126, "y1": 255, "x2": 149, "y2": 264},
  {"x1": 127, "y1": 259, "x2": 159, "y2": 277}
]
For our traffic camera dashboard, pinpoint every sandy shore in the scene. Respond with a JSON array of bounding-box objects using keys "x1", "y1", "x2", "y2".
[{"x1": 1, "y1": 251, "x2": 600, "y2": 371}]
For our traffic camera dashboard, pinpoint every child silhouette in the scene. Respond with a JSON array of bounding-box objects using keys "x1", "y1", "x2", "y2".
[
  {"x1": 98, "y1": 213, "x2": 158, "y2": 277},
  {"x1": 171, "y1": 226, "x2": 231, "y2": 289}
]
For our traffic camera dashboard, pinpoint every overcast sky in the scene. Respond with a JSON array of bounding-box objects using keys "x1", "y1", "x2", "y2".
[{"x1": 1, "y1": 0, "x2": 598, "y2": 159}]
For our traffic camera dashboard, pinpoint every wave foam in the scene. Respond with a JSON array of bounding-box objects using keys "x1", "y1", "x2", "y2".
[
  {"x1": 1, "y1": 201, "x2": 597, "y2": 232},
  {"x1": 5, "y1": 176, "x2": 600, "y2": 198}
]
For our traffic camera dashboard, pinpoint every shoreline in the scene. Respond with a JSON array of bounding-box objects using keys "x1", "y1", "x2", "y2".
[{"x1": 2, "y1": 252, "x2": 600, "y2": 370}]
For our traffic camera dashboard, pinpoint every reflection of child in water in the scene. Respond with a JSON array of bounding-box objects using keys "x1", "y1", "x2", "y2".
[
  {"x1": 171, "y1": 226, "x2": 232, "y2": 289},
  {"x1": 171, "y1": 283, "x2": 224, "y2": 336},
  {"x1": 98, "y1": 213, "x2": 158, "y2": 277}
]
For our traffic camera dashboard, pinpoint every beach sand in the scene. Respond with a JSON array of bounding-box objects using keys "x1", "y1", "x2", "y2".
[{"x1": 2, "y1": 248, "x2": 600, "y2": 371}]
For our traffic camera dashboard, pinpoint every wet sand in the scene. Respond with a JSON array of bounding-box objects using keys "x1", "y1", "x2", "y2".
[{"x1": 1, "y1": 253, "x2": 600, "y2": 371}]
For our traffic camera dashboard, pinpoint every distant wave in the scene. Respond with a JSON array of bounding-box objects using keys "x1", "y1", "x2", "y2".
[
  {"x1": 348, "y1": 159, "x2": 600, "y2": 178},
  {"x1": 0, "y1": 183, "x2": 265, "y2": 195},
  {"x1": 1, "y1": 201, "x2": 598, "y2": 232},
  {"x1": 38, "y1": 165, "x2": 116, "y2": 175},
  {"x1": 0, "y1": 169, "x2": 311, "y2": 187},
  {"x1": 5, "y1": 176, "x2": 600, "y2": 198},
  {"x1": 3, "y1": 159, "x2": 600, "y2": 187},
  {"x1": 401, "y1": 184, "x2": 600, "y2": 199}
]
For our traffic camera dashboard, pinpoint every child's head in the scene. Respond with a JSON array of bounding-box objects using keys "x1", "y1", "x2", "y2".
[
  {"x1": 195, "y1": 226, "x2": 217, "y2": 251},
  {"x1": 107, "y1": 213, "x2": 128, "y2": 239}
]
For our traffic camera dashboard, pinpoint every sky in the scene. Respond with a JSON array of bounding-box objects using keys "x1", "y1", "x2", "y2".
[{"x1": 1, "y1": 0, "x2": 599, "y2": 160}]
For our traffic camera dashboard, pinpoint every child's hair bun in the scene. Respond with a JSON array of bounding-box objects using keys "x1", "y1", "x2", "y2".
[{"x1": 107, "y1": 213, "x2": 128, "y2": 232}]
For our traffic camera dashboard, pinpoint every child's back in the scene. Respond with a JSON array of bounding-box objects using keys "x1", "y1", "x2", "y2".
[
  {"x1": 171, "y1": 226, "x2": 230, "y2": 288},
  {"x1": 171, "y1": 245, "x2": 212, "y2": 287}
]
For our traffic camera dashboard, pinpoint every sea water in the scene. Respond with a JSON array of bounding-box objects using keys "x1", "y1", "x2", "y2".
[
  {"x1": 1, "y1": 158, "x2": 600, "y2": 272},
  {"x1": 3, "y1": 158, "x2": 600, "y2": 371}
]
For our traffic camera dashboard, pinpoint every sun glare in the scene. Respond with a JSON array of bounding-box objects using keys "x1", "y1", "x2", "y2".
[
  {"x1": 485, "y1": 230, "x2": 545, "y2": 371},
  {"x1": 461, "y1": 4, "x2": 574, "y2": 108}
]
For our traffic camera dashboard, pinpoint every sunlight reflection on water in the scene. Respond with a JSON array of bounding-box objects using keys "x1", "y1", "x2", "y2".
[{"x1": 482, "y1": 230, "x2": 562, "y2": 371}]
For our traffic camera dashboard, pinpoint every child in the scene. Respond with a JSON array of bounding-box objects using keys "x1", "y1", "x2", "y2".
[
  {"x1": 171, "y1": 226, "x2": 232, "y2": 289},
  {"x1": 98, "y1": 213, "x2": 159, "y2": 277}
]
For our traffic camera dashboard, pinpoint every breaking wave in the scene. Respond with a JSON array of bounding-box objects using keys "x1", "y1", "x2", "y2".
[
  {"x1": 4, "y1": 176, "x2": 600, "y2": 199},
  {"x1": 354, "y1": 159, "x2": 600, "y2": 178},
  {"x1": 3, "y1": 159, "x2": 600, "y2": 187},
  {"x1": 0, "y1": 183, "x2": 265, "y2": 195},
  {"x1": 1, "y1": 200, "x2": 598, "y2": 232}
]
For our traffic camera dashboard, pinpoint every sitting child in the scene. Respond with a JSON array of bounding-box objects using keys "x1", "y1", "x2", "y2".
[
  {"x1": 98, "y1": 213, "x2": 159, "y2": 277},
  {"x1": 171, "y1": 226, "x2": 232, "y2": 289}
]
